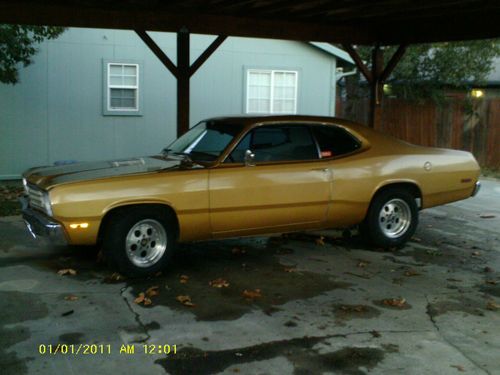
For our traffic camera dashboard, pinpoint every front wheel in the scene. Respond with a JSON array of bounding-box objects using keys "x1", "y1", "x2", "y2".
[
  {"x1": 360, "y1": 189, "x2": 419, "y2": 248},
  {"x1": 102, "y1": 206, "x2": 176, "y2": 277}
]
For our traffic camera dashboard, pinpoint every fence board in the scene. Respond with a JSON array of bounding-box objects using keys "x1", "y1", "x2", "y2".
[{"x1": 336, "y1": 97, "x2": 500, "y2": 169}]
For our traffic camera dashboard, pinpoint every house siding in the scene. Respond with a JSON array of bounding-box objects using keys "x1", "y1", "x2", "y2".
[{"x1": 0, "y1": 28, "x2": 338, "y2": 179}]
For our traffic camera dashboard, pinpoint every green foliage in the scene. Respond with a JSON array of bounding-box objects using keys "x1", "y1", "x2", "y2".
[
  {"x1": 0, "y1": 24, "x2": 65, "y2": 84},
  {"x1": 349, "y1": 40, "x2": 500, "y2": 102}
]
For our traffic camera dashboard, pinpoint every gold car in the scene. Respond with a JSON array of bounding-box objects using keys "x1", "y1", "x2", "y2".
[{"x1": 21, "y1": 116, "x2": 481, "y2": 276}]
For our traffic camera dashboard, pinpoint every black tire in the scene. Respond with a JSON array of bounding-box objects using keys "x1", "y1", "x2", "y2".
[
  {"x1": 360, "y1": 188, "x2": 418, "y2": 248},
  {"x1": 102, "y1": 206, "x2": 176, "y2": 277}
]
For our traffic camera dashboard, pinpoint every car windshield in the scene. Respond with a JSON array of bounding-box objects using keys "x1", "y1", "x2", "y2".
[{"x1": 164, "y1": 121, "x2": 244, "y2": 162}]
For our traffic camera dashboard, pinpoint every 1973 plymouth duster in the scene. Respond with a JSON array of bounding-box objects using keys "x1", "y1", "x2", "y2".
[{"x1": 21, "y1": 116, "x2": 481, "y2": 276}]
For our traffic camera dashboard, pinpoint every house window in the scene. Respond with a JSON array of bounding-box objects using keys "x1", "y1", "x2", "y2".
[
  {"x1": 246, "y1": 69, "x2": 298, "y2": 114},
  {"x1": 103, "y1": 61, "x2": 142, "y2": 116}
]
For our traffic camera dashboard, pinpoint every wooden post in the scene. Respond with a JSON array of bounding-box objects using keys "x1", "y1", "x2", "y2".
[
  {"x1": 177, "y1": 28, "x2": 190, "y2": 136},
  {"x1": 369, "y1": 45, "x2": 384, "y2": 129}
]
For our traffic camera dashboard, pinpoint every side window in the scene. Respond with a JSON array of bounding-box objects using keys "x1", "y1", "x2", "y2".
[
  {"x1": 311, "y1": 125, "x2": 361, "y2": 158},
  {"x1": 228, "y1": 125, "x2": 318, "y2": 163}
]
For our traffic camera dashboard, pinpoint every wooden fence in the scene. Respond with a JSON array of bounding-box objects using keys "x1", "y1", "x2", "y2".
[{"x1": 336, "y1": 97, "x2": 500, "y2": 169}]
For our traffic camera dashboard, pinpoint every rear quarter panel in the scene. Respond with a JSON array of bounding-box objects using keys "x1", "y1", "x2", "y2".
[{"x1": 327, "y1": 127, "x2": 480, "y2": 227}]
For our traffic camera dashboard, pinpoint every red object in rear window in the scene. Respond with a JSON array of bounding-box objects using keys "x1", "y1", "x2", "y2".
[{"x1": 321, "y1": 151, "x2": 332, "y2": 158}]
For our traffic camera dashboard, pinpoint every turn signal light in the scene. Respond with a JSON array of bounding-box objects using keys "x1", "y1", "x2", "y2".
[{"x1": 69, "y1": 223, "x2": 89, "y2": 229}]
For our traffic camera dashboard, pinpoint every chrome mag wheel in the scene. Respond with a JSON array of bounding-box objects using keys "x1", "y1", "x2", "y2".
[
  {"x1": 125, "y1": 219, "x2": 167, "y2": 267},
  {"x1": 378, "y1": 198, "x2": 411, "y2": 239}
]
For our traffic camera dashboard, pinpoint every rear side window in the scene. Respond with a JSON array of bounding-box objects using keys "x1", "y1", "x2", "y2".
[{"x1": 311, "y1": 125, "x2": 361, "y2": 158}]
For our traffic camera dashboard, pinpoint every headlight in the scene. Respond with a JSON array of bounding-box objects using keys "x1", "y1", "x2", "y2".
[{"x1": 41, "y1": 192, "x2": 53, "y2": 217}]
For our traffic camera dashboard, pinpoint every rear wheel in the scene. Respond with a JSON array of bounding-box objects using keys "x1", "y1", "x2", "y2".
[
  {"x1": 102, "y1": 206, "x2": 176, "y2": 277},
  {"x1": 360, "y1": 188, "x2": 418, "y2": 248}
]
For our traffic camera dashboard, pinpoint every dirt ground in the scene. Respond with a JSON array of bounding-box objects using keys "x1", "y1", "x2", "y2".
[{"x1": 0, "y1": 179, "x2": 499, "y2": 375}]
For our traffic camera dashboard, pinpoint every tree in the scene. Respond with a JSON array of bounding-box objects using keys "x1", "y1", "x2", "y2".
[
  {"x1": 342, "y1": 39, "x2": 500, "y2": 104},
  {"x1": 0, "y1": 24, "x2": 65, "y2": 84}
]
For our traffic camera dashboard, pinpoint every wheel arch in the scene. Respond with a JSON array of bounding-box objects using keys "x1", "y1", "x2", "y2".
[
  {"x1": 370, "y1": 180, "x2": 423, "y2": 211},
  {"x1": 97, "y1": 203, "x2": 180, "y2": 244}
]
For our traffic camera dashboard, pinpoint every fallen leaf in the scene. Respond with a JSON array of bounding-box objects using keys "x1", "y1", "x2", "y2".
[
  {"x1": 411, "y1": 236, "x2": 422, "y2": 242},
  {"x1": 404, "y1": 269, "x2": 421, "y2": 277},
  {"x1": 382, "y1": 298, "x2": 407, "y2": 308},
  {"x1": 57, "y1": 268, "x2": 77, "y2": 276},
  {"x1": 486, "y1": 301, "x2": 499, "y2": 311},
  {"x1": 339, "y1": 305, "x2": 367, "y2": 313},
  {"x1": 357, "y1": 260, "x2": 369, "y2": 268},
  {"x1": 370, "y1": 330, "x2": 381, "y2": 338},
  {"x1": 484, "y1": 266, "x2": 494, "y2": 273},
  {"x1": 485, "y1": 280, "x2": 498, "y2": 285},
  {"x1": 64, "y1": 295, "x2": 78, "y2": 301},
  {"x1": 284, "y1": 267, "x2": 297, "y2": 273},
  {"x1": 61, "y1": 310, "x2": 74, "y2": 317},
  {"x1": 450, "y1": 365, "x2": 465, "y2": 372},
  {"x1": 176, "y1": 295, "x2": 195, "y2": 307},
  {"x1": 134, "y1": 292, "x2": 152, "y2": 306},
  {"x1": 242, "y1": 289, "x2": 262, "y2": 300},
  {"x1": 209, "y1": 278, "x2": 230, "y2": 288},
  {"x1": 446, "y1": 278, "x2": 462, "y2": 282},
  {"x1": 105, "y1": 272, "x2": 125, "y2": 283},
  {"x1": 179, "y1": 275, "x2": 189, "y2": 284},
  {"x1": 471, "y1": 251, "x2": 481, "y2": 257},
  {"x1": 479, "y1": 213, "x2": 496, "y2": 219},
  {"x1": 315, "y1": 236, "x2": 325, "y2": 246},
  {"x1": 134, "y1": 292, "x2": 145, "y2": 304},
  {"x1": 145, "y1": 285, "x2": 160, "y2": 298}
]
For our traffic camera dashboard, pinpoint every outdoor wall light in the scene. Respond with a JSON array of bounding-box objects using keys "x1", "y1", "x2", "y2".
[{"x1": 471, "y1": 89, "x2": 484, "y2": 98}]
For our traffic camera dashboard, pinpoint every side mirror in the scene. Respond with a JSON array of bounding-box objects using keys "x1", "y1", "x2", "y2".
[{"x1": 244, "y1": 149, "x2": 255, "y2": 166}]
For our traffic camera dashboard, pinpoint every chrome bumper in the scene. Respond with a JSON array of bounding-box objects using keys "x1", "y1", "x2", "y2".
[
  {"x1": 471, "y1": 181, "x2": 481, "y2": 197},
  {"x1": 20, "y1": 196, "x2": 67, "y2": 246}
]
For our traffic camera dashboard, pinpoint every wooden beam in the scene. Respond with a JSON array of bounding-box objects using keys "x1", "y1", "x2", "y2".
[
  {"x1": 379, "y1": 44, "x2": 407, "y2": 83},
  {"x1": 135, "y1": 30, "x2": 178, "y2": 77},
  {"x1": 1, "y1": 2, "x2": 499, "y2": 45},
  {"x1": 177, "y1": 29, "x2": 190, "y2": 137},
  {"x1": 189, "y1": 35, "x2": 227, "y2": 77},
  {"x1": 340, "y1": 44, "x2": 372, "y2": 83},
  {"x1": 369, "y1": 45, "x2": 384, "y2": 129}
]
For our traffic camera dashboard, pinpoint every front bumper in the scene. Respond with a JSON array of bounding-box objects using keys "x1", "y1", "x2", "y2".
[
  {"x1": 20, "y1": 196, "x2": 67, "y2": 246},
  {"x1": 471, "y1": 181, "x2": 481, "y2": 197}
]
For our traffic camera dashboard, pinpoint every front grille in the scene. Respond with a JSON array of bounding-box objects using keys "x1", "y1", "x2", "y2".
[{"x1": 27, "y1": 184, "x2": 45, "y2": 212}]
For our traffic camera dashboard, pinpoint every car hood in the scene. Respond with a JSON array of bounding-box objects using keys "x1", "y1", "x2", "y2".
[{"x1": 23, "y1": 156, "x2": 187, "y2": 190}]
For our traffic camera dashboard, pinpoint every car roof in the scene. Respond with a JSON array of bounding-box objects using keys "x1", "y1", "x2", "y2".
[
  {"x1": 204, "y1": 115, "x2": 374, "y2": 138},
  {"x1": 207, "y1": 115, "x2": 351, "y2": 126}
]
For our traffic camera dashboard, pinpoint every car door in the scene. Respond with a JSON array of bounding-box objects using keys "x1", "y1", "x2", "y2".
[{"x1": 208, "y1": 124, "x2": 333, "y2": 236}]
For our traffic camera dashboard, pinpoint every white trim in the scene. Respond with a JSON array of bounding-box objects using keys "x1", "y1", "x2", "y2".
[{"x1": 106, "y1": 63, "x2": 140, "y2": 112}]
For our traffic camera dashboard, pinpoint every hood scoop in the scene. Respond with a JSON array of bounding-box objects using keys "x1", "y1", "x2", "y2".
[{"x1": 110, "y1": 158, "x2": 146, "y2": 168}]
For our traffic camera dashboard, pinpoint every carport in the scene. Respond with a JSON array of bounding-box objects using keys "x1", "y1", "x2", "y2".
[
  {"x1": 1, "y1": 0, "x2": 499, "y2": 135},
  {"x1": 1, "y1": 2, "x2": 500, "y2": 375}
]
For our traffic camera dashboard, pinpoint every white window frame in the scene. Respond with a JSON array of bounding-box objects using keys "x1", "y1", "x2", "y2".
[
  {"x1": 246, "y1": 69, "x2": 298, "y2": 114},
  {"x1": 107, "y1": 63, "x2": 140, "y2": 112}
]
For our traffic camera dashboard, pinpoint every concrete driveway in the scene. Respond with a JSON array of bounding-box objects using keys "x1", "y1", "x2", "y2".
[{"x1": 1, "y1": 179, "x2": 499, "y2": 375}]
